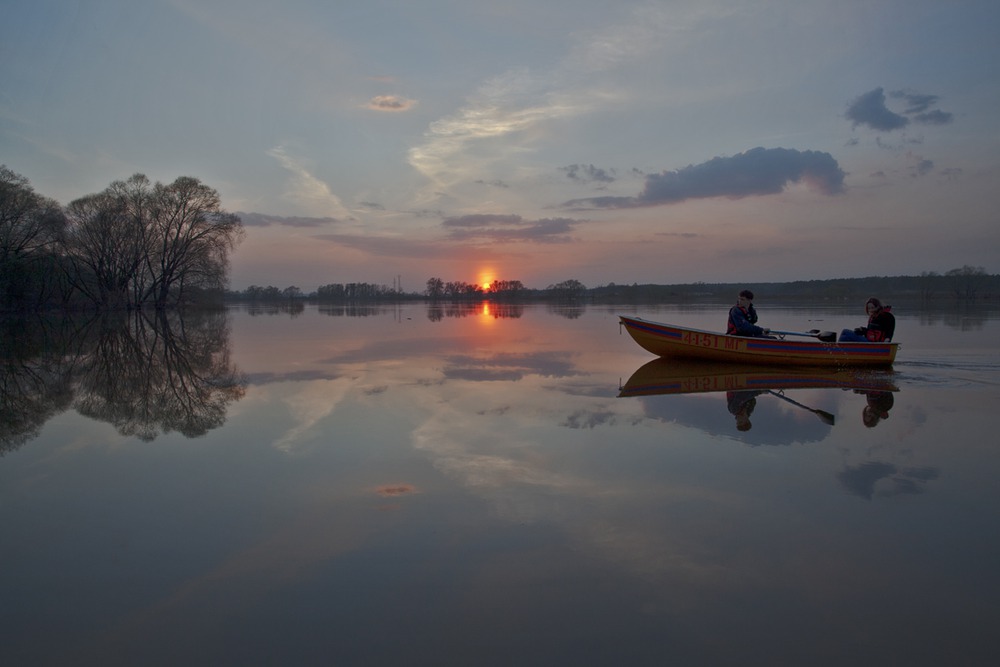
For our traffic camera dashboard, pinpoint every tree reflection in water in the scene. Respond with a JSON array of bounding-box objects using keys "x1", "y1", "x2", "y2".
[
  {"x1": 1, "y1": 310, "x2": 245, "y2": 451},
  {"x1": 1, "y1": 316, "x2": 76, "y2": 453}
]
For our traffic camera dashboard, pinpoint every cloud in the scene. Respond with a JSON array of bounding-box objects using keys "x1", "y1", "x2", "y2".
[
  {"x1": 474, "y1": 179, "x2": 510, "y2": 189},
  {"x1": 266, "y1": 145, "x2": 351, "y2": 218},
  {"x1": 564, "y1": 147, "x2": 845, "y2": 209},
  {"x1": 846, "y1": 87, "x2": 953, "y2": 132},
  {"x1": 890, "y1": 90, "x2": 938, "y2": 114},
  {"x1": 908, "y1": 154, "x2": 935, "y2": 178},
  {"x1": 366, "y1": 95, "x2": 417, "y2": 112},
  {"x1": 407, "y1": 6, "x2": 682, "y2": 194},
  {"x1": 313, "y1": 233, "x2": 457, "y2": 259},
  {"x1": 912, "y1": 109, "x2": 953, "y2": 125},
  {"x1": 408, "y1": 68, "x2": 581, "y2": 191},
  {"x1": 238, "y1": 212, "x2": 342, "y2": 228},
  {"x1": 561, "y1": 164, "x2": 616, "y2": 184},
  {"x1": 442, "y1": 214, "x2": 524, "y2": 228},
  {"x1": 846, "y1": 88, "x2": 909, "y2": 131},
  {"x1": 442, "y1": 214, "x2": 579, "y2": 243}
]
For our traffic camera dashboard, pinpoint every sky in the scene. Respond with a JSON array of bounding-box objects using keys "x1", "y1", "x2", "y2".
[{"x1": 2, "y1": 0, "x2": 999, "y2": 292}]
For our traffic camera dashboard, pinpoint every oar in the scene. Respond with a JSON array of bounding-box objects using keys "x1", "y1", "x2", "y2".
[
  {"x1": 766, "y1": 390, "x2": 836, "y2": 425},
  {"x1": 771, "y1": 329, "x2": 837, "y2": 343}
]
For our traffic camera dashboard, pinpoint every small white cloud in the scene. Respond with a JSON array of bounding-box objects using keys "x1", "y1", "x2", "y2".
[{"x1": 367, "y1": 95, "x2": 417, "y2": 112}]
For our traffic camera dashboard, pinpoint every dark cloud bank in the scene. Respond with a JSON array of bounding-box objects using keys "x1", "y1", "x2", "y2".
[
  {"x1": 846, "y1": 87, "x2": 953, "y2": 132},
  {"x1": 564, "y1": 147, "x2": 845, "y2": 209}
]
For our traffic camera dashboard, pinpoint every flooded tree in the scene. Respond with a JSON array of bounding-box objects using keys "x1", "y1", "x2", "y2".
[
  {"x1": 946, "y1": 265, "x2": 988, "y2": 300},
  {"x1": 64, "y1": 174, "x2": 244, "y2": 310},
  {"x1": 0, "y1": 166, "x2": 69, "y2": 310}
]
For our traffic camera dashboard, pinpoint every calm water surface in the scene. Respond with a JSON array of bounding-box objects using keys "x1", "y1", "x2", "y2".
[{"x1": 2, "y1": 302, "x2": 999, "y2": 666}]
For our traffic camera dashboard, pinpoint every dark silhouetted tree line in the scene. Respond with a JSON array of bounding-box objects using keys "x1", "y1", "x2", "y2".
[{"x1": 1, "y1": 166, "x2": 243, "y2": 312}]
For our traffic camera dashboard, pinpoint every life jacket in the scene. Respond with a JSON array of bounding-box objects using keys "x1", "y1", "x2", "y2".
[
  {"x1": 727, "y1": 305, "x2": 751, "y2": 335},
  {"x1": 865, "y1": 305, "x2": 894, "y2": 342}
]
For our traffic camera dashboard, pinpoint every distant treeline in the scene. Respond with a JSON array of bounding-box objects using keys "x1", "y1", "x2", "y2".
[{"x1": 228, "y1": 268, "x2": 998, "y2": 305}]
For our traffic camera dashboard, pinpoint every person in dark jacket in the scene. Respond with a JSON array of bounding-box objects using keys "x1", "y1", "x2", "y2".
[
  {"x1": 727, "y1": 289, "x2": 771, "y2": 337},
  {"x1": 839, "y1": 297, "x2": 895, "y2": 342}
]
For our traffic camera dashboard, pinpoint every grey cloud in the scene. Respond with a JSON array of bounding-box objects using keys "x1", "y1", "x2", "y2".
[
  {"x1": 847, "y1": 87, "x2": 953, "y2": 132},
  {"x1": 238, "y1": 212, "x2": 342, "y2": 228},
  {"x1": 564, "y1": 147, "x2": 845, "y2": 209},
  {"x1": 561, "y1": 163, "x2": 616, "y2": 183},
  {"x1": 313, "y1": 233, "x2": 457, "y2": 259},
  {"x1": 911, "y1": 157, "x2": 934, "y2": 177},
  {"x1": 444, "y1": 215, "x2": 579, "y2": 243},
  {"x1": 846, "y1": 88, "x2": 908, "y2": 131},
  {"x1": 890, "y1": 90, "x2": 938, "y2": 114},
  {"x1": 913, "y1": 110, "x2": 953, "y2": 125},
  {"x1": 475, "y1": 179, "x2": 510, "y2": 189},
  {"x1": 443, "y1": 214, "x2": 525, "y2": 228}
]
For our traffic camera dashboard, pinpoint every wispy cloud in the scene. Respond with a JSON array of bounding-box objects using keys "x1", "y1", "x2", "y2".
[
  {"x1": 407, "y1": 5, "x2": 684, "y2": 196},
  {"x1": 267, "y1": 145, "x2": 351, "y2": 218},
  {"x1": 442, "y1": 214, "x2": 579, "y2": 243},
  {"x1": 564, "y1": 147, "x2": 845, "y2": 209},
  {"x1": 408, "y1": 69, "x2": 581, "y2": 191},
  {"x1": 313, "y1": 233, "x2": 458, "y2": 260},
  {"x1": 238, "y1": 212, "x2": 343, "y2": 228}
]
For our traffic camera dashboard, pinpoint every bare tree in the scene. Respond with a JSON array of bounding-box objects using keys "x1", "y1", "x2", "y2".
[
  {"x1": 946, "y1": 265, "x2": 987, "y2": 300},
  {"x1": 425, "y1": 277, "x2": 444, "y2": 298},
  {"x1": 64, "y1": 175, "x2": 151, "y2": 309},
  {"x1": 0, "y1": 165, "x2": 68, "y2": 309},
  {"x1": 143, "y1": 177, "x2": 244, "y2": 308},
  {"x1": 64, "y1": 174, "x2": 243, "y2": 309}
]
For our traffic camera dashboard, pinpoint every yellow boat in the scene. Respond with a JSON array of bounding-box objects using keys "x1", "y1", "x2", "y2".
[{"x1": 620, "y1": 316, "x2": 898, "y2": 367}]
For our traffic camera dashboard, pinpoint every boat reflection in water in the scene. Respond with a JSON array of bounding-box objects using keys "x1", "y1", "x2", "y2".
[{"x1": 619, "y1": 358, "x2": 898, "y2": 438}]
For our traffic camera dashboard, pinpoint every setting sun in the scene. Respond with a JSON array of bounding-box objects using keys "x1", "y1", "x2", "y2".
[{"x1": 478, "y1": 269, "x2": 495, "y2": 293}]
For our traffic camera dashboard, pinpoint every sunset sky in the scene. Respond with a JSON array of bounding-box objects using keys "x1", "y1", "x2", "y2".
[{"x1": 3, "y1": 0, "x2": 999, "y2": 291}]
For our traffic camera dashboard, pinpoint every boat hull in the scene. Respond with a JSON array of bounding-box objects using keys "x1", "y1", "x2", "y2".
[{"x1": 620, "y1": 316, "x2": 897, "y2": 367}]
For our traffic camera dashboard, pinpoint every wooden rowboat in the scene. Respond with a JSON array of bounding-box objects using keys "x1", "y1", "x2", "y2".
[{"x1": 620, "y1": 315, "x2": 898, "y2": 367}]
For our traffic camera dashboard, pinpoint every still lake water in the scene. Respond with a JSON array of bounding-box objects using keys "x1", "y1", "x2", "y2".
[{"x1": 2, "y1": 302, "x2": 999, "y2": 666}]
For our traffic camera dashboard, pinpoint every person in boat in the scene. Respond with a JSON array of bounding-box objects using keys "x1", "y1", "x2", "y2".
[
  {"x1": 838, "y1": 297, "x2": 895, "y2": 342},
  {"x1": 727, "y1": 289, "x2": 772, "y2": 338}
]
